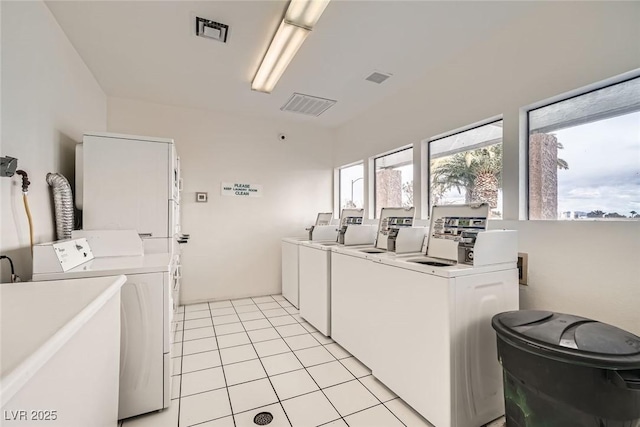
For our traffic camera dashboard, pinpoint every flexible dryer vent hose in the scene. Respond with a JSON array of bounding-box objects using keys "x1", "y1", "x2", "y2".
[{"x1": 46, "y1": 172, "x2": 74, "y2": 240}]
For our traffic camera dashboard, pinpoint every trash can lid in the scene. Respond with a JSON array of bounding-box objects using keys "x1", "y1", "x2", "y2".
[{"x1": 492, "y1": 310, "x2": 640, "y2": 369}]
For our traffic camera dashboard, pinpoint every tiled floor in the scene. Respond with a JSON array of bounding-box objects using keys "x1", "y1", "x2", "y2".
[{"x1": 120, "y1": 294, "x2": 506, "y2": 427}]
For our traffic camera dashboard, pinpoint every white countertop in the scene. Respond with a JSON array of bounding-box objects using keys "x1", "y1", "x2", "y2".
[{"x1": 0, "y1": 275, "x2": 126, "y2": 403}]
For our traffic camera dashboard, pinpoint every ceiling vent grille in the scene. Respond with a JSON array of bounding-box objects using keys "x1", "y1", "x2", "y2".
[
  {"x1": 196, "y1": 17, "x2": 229, "y2": 43},
  {"x1": 281, "y1": 93, "x2": 337, "y2": 117},
  {"x1": 365, "y1": 71, "x2": 392, "y2": 84}
]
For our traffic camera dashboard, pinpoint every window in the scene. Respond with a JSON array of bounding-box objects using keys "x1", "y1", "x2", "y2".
[
  {"x1": 374, "y1": 147, "x2": 413, "y2": 218},
  {"x1": 528, "y1": 77, "x2": 640, "y2": 220},
  {"x1": 429, "y1": 120, "x2": 503, "y2": 218},
  {"x1": 339, "y1": 163, "x2": 364, "y2": 211}
]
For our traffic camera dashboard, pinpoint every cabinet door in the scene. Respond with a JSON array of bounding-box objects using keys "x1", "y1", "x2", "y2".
[
  {"x1": 298, "y1": 246, "x2": 331, "y2": 335},
  {"x1": 83, "y1": 135, "x2": 169, "y2": 238},
  {"x1": 118, "y1": 272, "x2": 165, "y2": 419},
  {"x1": 281, "y1": 242, "x2": 299, "y2": 309}
]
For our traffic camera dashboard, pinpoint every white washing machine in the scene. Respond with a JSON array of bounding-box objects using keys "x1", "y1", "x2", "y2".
[
  {"x1": 297, "y1": 209, "x2": 376, "y2": 336},
  {"x1": 339, "y1": 207, "x2": 418, "y2": 257},
  {"x1": 32, "y1": 232, "x2": 174, "y2": 420},
  {"x1": 330, "y1": 204, "x2": 519, "y2": 427},
  {"x1": 281, "y1": 237, "x2": 307, "y2": 309},
  {"x1": 281, "y1": 212, "x2": 341, "y2": 309},
  {"x1": 329, "y1": 243, "x2": 401, "y2": 368},
  {"x1": 298, "y1": 240, "x2": 340, "y2": 336}
]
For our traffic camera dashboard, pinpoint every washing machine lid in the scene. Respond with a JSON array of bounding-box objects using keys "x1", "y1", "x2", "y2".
[
  {"x1": 339, "y1": 208, "x2": 364, "y2": 228},
  {"x1": 375, "y1": 207, "x2": 415, "y2": 250},
  {"x1": 492, "y1": 310, "x2": 640, "y2": 369},
  {"x1": 425, "y1": 203, "x2": 489, "y2": 262},
  {"x1": 315, "y1": 212, "x2": 333, "y2": 226}
]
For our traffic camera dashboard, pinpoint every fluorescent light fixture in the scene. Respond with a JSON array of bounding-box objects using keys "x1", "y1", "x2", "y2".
[
  {"x1": 286, "y1": 0, "x2": 330, "y2": 29},
  {"x1": 251, "y1": 21, "x2": 309, "y2": 93},
  {"x1": 252, "y1": 0, "x2": 330, "y2": 93}
]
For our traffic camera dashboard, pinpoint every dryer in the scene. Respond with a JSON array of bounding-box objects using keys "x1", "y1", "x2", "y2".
[{"x1": 32, "y1": 232, "x2": 174, "y2": 420}]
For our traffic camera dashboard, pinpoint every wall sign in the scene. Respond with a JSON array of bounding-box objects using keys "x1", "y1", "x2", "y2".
[{"x1": 221, "y1": 182, "x2": 263, "y2": 197}]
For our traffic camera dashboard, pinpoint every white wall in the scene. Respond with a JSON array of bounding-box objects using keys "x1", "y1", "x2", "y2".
[
  {"x1": 0, "y1": 1, "x2": 107, "y2": 282},
  {"x1": 333, "y1": 2, "x2": 640, "y2": 334},
  {"x1": 490, "y1": 221, "x2": 640, "y2": 336},
  {"x1": 107, "y1": 97, "x2": 334, "y2": 303}
]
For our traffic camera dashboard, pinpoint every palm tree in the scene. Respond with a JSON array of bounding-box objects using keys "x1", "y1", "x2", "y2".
[
  {"x1": 431, "y1": 142, "x2": 567, "y2": 209},
  {"x1": 431, "y1": 144, "x2": 502, "y2": 208},
  {"x1": 402, "y1": 181, "x2": 413, "y2": 208},
  {"x1": 431, "y1": 152, "x2": 477, "y2": 204},
  {"x1": 469, "y1": 145, "x2": 502, "y2": 209},
  {"x1": 556, "y1": 142, "x2": 569, "y2": 170}
]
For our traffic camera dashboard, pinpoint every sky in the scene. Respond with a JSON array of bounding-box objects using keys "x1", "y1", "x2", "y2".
[
  {"x1": 339, "y1": 164, "x2": 364, "y2": 209},
  {"x1": 554, "y1": 112, "x2": 640, "y2": 216}
]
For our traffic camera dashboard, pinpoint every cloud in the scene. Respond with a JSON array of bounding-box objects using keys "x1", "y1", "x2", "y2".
[
  {"x1": 558, "y1": 182, "x2": 640, "y2": 214},
  {"x1": 564, "y1": 188, "x2": 601, "y2": 199},
  {"x1": 560, "y1": 168, "x2": 640, "y2": 188}
]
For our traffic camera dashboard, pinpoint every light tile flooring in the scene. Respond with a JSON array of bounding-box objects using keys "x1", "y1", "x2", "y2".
[{"x1": 120, "y1": 294, "x2": 506, "y2": 427}]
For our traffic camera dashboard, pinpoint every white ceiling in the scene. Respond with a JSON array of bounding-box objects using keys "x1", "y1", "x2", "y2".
[{"x1": 46, "y1": 1, "x2": 538, "y2": 128}]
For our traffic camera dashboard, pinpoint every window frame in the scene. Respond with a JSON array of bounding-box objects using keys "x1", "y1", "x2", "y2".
[
  {"x1": 525, "y1": 74, "x2": 640, "y2": 220},
  {"x1": 425, "y1": 116, "x2": 504, "y2": 216},
  {"x1": 372, "y1": 145, "x2": 413, "y2": 218},
  {"x1": 337, "y1": 161, "x2": 364, "y2": 214}
]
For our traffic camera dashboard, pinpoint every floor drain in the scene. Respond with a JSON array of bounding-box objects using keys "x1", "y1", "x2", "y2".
[{"x1": 254, "y1": 412, "x2": 274, "y2": 425}]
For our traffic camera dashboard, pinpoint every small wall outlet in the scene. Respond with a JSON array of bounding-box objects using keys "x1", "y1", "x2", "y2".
[
  {"x1": 518, "y1": 252, "x2": 528, "y2": 285},
  {"x1": 196, "y1": 192, "x2": 208, "y2": 203}
]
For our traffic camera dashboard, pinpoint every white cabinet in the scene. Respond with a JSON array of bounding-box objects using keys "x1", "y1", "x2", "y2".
[{"x1": 281, "y1": 239, "x2": 300, "y2": 309}]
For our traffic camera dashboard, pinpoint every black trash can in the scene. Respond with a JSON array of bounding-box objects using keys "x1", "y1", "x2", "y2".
[{"x1": 492, "y1": 310, "x2": 640, "y2": 427}]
